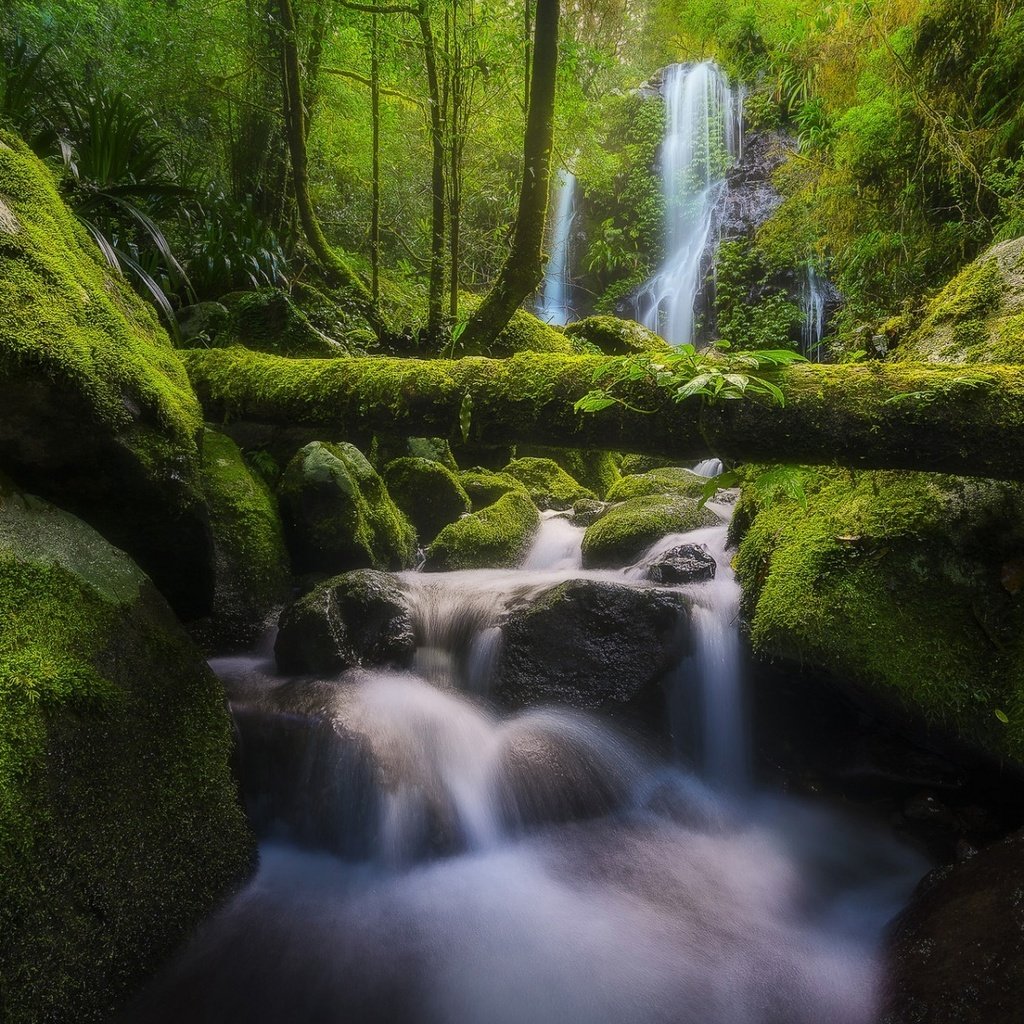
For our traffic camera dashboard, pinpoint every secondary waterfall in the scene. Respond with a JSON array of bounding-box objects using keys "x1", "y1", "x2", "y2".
[
  {"x1": 802, "y1": 263, "x2": 828, "y2": 357},
  {"x1": 636, "y1": 62, "x2": 743, "y2": 346},
  {"x1": 126, "y1": 468, "x2": 927, "y2": 1024},
  {"x1": 537, "y1": 169, "x2": 577, "y2": 325}
]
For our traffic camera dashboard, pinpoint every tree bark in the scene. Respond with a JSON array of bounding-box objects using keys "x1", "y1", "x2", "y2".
[
  {"x1": 183, "y1": 349, "x2": 1024, "y2": 481},
  {"x1": 275, "y1": 0, "x2": 388, "y2": 337},
  {"x1": 456, "y1": 0, "x2": 558, "y2": 353},
  {"x1": 370, "y1": 10, "x2": 381, "y2": 301}
]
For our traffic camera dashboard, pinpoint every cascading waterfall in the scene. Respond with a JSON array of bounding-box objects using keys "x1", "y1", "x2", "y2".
[
  {"x1": 127, "y1": 467, "x2": 927, "y2": 1024},
  {"x1": 636, "y1": 62, "x2": 743, "y2": 346},
  {"x1": 801, "y1": 263, "x2": 828, "y2": 357},
  {"x1": 537, "y1": 169, "x2": 578, "y2": 325}
]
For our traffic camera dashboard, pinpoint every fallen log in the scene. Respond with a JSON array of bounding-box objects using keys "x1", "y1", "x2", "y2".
[{"x1": 182, "y1": 348, "x2": 1024, "y2": 480}]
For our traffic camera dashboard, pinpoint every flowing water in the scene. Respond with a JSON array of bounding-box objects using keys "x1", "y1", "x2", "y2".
[
  {"x1": 801, "y1": 263, "x2": 828, "y2": 358},
  {"x1": 636, "y1": 62, "x2": 743, "y2": 346},
  {"x1": 537, "y1": 169, "x2": 578, "y2": 326},
  {"x1": 125, "y1": 485, "x2": 927, "y2": 1024}
]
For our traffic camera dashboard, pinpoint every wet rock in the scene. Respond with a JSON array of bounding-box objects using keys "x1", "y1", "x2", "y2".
[
  {"x1": 275, "y1": 570, "x2": 415, "y2": 675},
  {"x1": 882, "y1": 828, "x2": 1024, "y2": 1024},
  {"x1": 718, "y1": 129, "x2": 794, "y2": 239},
  {"x1": 501, "y1": 457, "x2": 596, "y2": 511},
  {"x1": 572, "y1": 498, "x2": 607, "y2": 527},
  {"x1": 645, "y1": 543, "x2": 717, "y2": 585},
  {"x1": 423, "y1": 490, "x2": 539, "y2": 571},
  {"x1": 383, "y1": 457, "x2": 471, "y2": 546},
  {"x1": 494, "y1": 579, "x2": 690, "y2": 710}
]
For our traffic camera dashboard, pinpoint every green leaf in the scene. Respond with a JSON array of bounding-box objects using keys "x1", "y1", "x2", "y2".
[
  {"x1": 995, "y1": 708, "x2": 1010, "y2": 725},
  {"x1": 459, "y1": 391, "x2": 473, "y2": 444}
]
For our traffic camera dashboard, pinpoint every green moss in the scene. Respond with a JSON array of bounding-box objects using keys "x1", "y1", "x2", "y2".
[
  {"x1": 279, "y1": 441, "x2": 416, "y2": 574},
  {"x1": 514, "y1": 446, "x2": 622, "y2": 499},
  {"x1": 619, "y1": 453, "x2": 676, "y2": 476},
  {"x1": 0, "y1": 487, "x2": 253, "y2": 1024},
  {"x1": 501, "y1": 456, "x2": 596, "y2": 510},
  {"x1": 424, "y1": 490, "x2": 540, "y2": 571},
  {"x1": 606, "y1": 467, "x2": 707, "y2": 502},
  {"x1": 563, "y1": 316, "x2": 671, "y2": 356},
  {"x1": 457, "y1": 296, "x2": 573, "y2": 357},
  {"x1": 198, "y1": 431, "x2": 290, "y2": 645},
  {"x1": 215, "y1": 288, "x2": 346, "y2": 358},
  {"x1": 458, "y1": 468, "x2": 530, "y2": 511},
  {"x1": 734, "y1": 468, "x2": 1024, "y2": 763},
  {"x1": 581, "y1": 494, "x2": 719, "y2": 568},
  {"x1": 383, "y1": 457, "x2": 471, "y2": 545}
]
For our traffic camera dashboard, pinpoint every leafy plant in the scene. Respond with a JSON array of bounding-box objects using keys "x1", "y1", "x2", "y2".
[{"x1": 699, "y1": 465, "x2": 809, "y2": 511}]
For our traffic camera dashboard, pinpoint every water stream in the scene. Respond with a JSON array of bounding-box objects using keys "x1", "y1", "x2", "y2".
[
  {"x1": 125, "y1": 483, "x2": 927, "y2": 1024},
  {"x1": 636, "y1": 62, "x2": 743, "y2": 346},
  {"x1": 537, "y1": 169, "x2": 578, "y2": 326}
]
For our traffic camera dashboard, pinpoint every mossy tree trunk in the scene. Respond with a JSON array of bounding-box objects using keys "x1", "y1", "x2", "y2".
[
  {"x1": 457, "y1": 0, "x2": 558, "y2": 354},
  {"x1": 184, "y1": 348, "x2": 1024, "y2": 481},
  {"x1": 275, "y1": 0, "x2": 388, "y2": 338}
]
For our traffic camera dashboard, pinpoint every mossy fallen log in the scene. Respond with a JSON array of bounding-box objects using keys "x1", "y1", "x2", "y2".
[{"x1": 182, "y1": 348, "x2": 1024, "y2": 480}]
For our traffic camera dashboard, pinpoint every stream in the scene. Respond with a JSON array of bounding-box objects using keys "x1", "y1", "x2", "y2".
[{"x1": 123, "y1": 484, "x2": 928, "y2": 1024}]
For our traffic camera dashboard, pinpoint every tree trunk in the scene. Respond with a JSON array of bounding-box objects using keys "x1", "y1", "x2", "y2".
[
  {"x1": 370, "y1": 10, "x2": 381, "y2": 301},
  {"x1": 182, "y1": 349, "x2": 1024, "y2": 482},
  {"x1": 457, "y1": 0, "x2": 558, "y2": 353},
  {"x1": 275, "y1": 0, "x2": 388, "y2": 337}
]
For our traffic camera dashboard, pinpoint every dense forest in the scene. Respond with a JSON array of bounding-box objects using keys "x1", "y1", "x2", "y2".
[{"x1": 3, "y1": 0, "x2": 1024, "y2": 1022}]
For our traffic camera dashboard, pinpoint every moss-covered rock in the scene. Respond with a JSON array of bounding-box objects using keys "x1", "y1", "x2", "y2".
[
  {"x1": 897, "y1": 236, "x2": 1024, "y2": 363},
  {"x1": 0, "y1": 484, "x2": 254, "y2": 1024},
  {"x1": 563, "y1": 315, "x2": 671, "y2": 355},
  {"x1": 423, "y1": 490, "x2": 540, "y2": 571},
  {"x1": 374, "y1": 435, "x2": 459, "y2": 471},
  {"x1": 278, "y1": 441, "x2": 416, "y2": 574},
  {"x1": 274, "y1": 569, "x2": 415, "y2": 675},
  {"x1": 0, "y1": 131, "x2": 213, "y2": 616},
  {"x1": 458, "y1": 468, "x2": 530, "y2": 511},
  {"x1": 383, "y1": 457, "x2": 472, "y2": 545},
  {"x1": 606, "y1": 467, "x2": 707, "y2": 502},
  {"x1": 581, "y1": 494, "x2": 719, "y2": 568},
  {"x1": 514, "y1": 446, "x2": 621, "y2": 499},
  {"x1": 733, "y1": 468, "x2": 1024, "y2": 764},
  {"x1": 501, "y1": 457, "x2": 596, "y2": 510},
  {"x1": 214, "y1": 288, "x2": 347, "y2": 358},
  {"x1": 197, "y1": 430, "x2": 290, "y2": 647},
  {"x1": 458, "y1": 296, "x2": 573, "y2": 357},
  {"x1": 619, "y1": 453, "x2": 676, "y2": 476}
]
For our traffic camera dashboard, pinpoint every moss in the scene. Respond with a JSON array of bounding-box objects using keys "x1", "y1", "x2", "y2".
[
  {"x1": 458, "y1": 468, "x2": 530, "y2": 511},
  {"x1": 457, "y1": 295, "x2": 573, "y2": 357},
  {"x1": 0, "y1": 131, "x2": 215, "y2": 614},
  {"x1": 619, "y1": 453, "x2": 676, "y2": 475},
  {"x1": 278, "y1": 441, "x2": 416, "y2": 574},
  {"x1": 734, "y1": 468, "x2": 1024, "y2": 763},
  {"x1": 214, "y1": 288, "x2": 346, "y2": 358},
  {"x1": 0, "y1": 486, "x2": 253, "y2": 1024},
  {"x1": 898, "y1": 236, "x2": 1024, "y2": 363},
  {"x1": 501, "y1": 456, "x2": 596, "y2": 510},
  {"x1": 563, "y1": 316, "x2": 671, "y2": 356},
  {"x1": 424, "y1": 490, "x2": 540, "y2": 571},
  {"x1": 383, "y1": 457, "x2": 471, "y2": 545},
  {"x1": 373, "y1": 435, "x2": 459, "y2": 471},
  {"x1": 581, "y1": 494, "x2": 720, "y2": 568},
  {"x1": 606, "y1": 467, "x2": 707, "y2": 502},
  {"x1": 197, "y1": 430, "x2": 290, "y2": 646},
  {"x1": 514, "y1": 446, "x2": 621, "y2": 499}
]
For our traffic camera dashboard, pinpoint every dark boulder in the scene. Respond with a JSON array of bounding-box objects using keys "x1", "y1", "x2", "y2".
[
  {"x1": 645, "y1": 543, "x2": 717, "y2": 585},
  {"x1": 275, "y1": 569, "x2": 415, "y2": 675},
  {"x1": 494, "y1": 579, "x2": 690, "y2": 710}
]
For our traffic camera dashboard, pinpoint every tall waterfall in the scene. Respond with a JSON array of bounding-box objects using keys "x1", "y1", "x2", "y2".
[
  {"x1": 537, "y1": 169, "x2": 577, "y2": 325},
  {"x1": 636, "y1": 62, "x2": 743, "y2": 346},
  {"x1": 801, "y1": 264, "x2": 828, "y2": 357}
]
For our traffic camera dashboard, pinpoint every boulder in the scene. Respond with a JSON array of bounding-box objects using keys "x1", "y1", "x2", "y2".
[
  {"x1": 0, "y1": 484, "x2": 253, "y2": 1024},
  {"x1": 375, "y1": 435, "x2": 459, "y2": 471},
  {"x1": 513, "y1": 446, "x2": 622, "y2": 499},
  {"x1": 424, "y1": 490, "x2": 540, "y2": 571},
  {"x1": 0, "y1": 131, "x2": 213, "y2": 617},
  {"x1": 572, "y1": 498, "x2": 607, "y2": 527},
  {"x1": 216, "y1": 287, "x2": 347, "y2": 358},
  {"x1": 501, "y1": 456, "x2": 596, "y2": 510},
  {"x1": 196, "y1": 430, "x2": 290, "y2": 648},
  {"x1": 882, "y1": 829, "x2": 1024, "y2": 1023},
  {"x1": 384, "y1": 457, "x2": 471, "y2": 545},
  {"x1": 175, "y1": 301, "x2": 230, "y2": 345},
  {"x1": 619, "y1": 453, "x2": 676, "y2": 476},
  {"x1": 645, "y1": 543, "x2": 717, "y2": 585},
  {"x1": 581, "y1": 495, "x2": 720, "y2": 568},
  {"x1": 494, "y1": 579, "x2": 689, "y2": 709},
  {"x1": 606, "y1": 466, "x2": 707, "y2": 502},
  {"x1": 563, "y1": 315, "x2": 670, "y2": 355},
  {"x1": 458, "y1": 468, "x2": 530, "y2": 511},
  {"x1": 278, "y1": 441, "x2": 416, "y2": 574},
  {"x1": 274, "y1": 569, "x2": 415, "y2": 675}
]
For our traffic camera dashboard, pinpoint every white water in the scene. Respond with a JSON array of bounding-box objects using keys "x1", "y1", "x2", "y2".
[
  {"x1": 537, "y1": 169, "x2": 577, "y2": 325},
  {"x1": 636, "y1": 62, "x2": 743, "y2": 346},
  {"x1": 802, "y1": 263, "x2": 828, "y2": 357},
  {"x1": 128, "y1": 466, "x2": 927, "y2": 1024}
]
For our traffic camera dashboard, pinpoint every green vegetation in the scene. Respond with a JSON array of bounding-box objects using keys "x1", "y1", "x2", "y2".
[
  {"x1": 563, "y1": 316, "x2": 671, "y2": 356},
  {"x1": 606, "y1": 467, "x2": 706, "y2": 502},
  {"x1": 458, "y1": 469, "x2": 531, "y2": 511},
  {"x1": 501, "y1": 457, "x2": 597, "y2": 510},
  {"x1": 424, "y1": 489, "x2": 539, "y2": 571},
  {"x1": 383, "y1": 456, "x2": 472, "y2": 545}
]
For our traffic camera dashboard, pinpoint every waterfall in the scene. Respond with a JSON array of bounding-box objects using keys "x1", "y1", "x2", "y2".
[
  {"x1": 801, "y1": 263, "x2": 828, "y2": 357},
  {"x1": 537, "y1": 169, "x2": 577, "y2": 325},
  {"x1": 636, "y1": 62, "x2": 743, "y2": 346}
]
